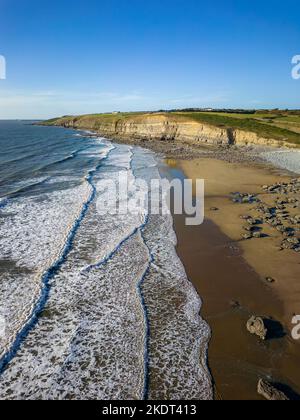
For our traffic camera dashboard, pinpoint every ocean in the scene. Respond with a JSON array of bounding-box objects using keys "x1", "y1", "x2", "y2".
[{"x1": 0, "y1": 121, "x2": 212, "y2": 400}]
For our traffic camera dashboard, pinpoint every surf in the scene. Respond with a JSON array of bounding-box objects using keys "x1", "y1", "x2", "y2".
[
  {"x1": 0, "y1": 123, "x2": 212, "y2": 401},
  {"x1": 0, "y1": 141, "x2": 115, "y2": 374}
]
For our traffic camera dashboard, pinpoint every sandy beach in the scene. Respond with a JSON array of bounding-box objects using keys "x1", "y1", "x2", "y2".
[{"x1": 172, "y1": 156, "x2": 300, "y2": 400}]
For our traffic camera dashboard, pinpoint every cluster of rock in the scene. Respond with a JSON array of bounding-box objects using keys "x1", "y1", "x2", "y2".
[
  {"x1": 254, "y1": 202, "x2": 300, "y2": 251},
  {"x1": 232, "y1": 179, "x2": 300, "y2": 250},
  {"x1": 232, "y1": 180, "x2": 300, "y2": 400},
  {"x1": 262, "y1": 178, "x2": 300, "y2": 195},
  {"x1": 261, "y1": 181, "x2": 300, "y2": 252},
  {"x1": 240, "y1": 215, "x2": 264, "y2": 239},
  {"x1": 231, "y1": 192, "x2": 260, "y2": 204}
]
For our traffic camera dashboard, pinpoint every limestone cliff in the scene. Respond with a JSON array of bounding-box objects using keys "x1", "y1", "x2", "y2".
[{"x1": 48, "y1": 114, "x2": 298, "y2": 148}]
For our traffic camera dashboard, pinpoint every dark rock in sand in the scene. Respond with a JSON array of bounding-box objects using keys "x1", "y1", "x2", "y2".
[
  {"x1": 243, "y1": 225, "x2": 260, "y2": 232},
  {"x1": 242, "y1": 233, "x2": 253, "y2": 240},
  {"x1": 283, "y1": 230, "x2": 295, "y2": 238},
  {"x1": 281, "y1": 238, "x2": 300, "y2": 250},
  {"x1": 270, "y1": 219, "x2": 282, "y2": 227},
  {"x1": 230, "y1": 300, "x2": 241, "y2": 309},
  {"x1": 231, "y1": 192, "x2": 259, "y2": 204},
  {"x1": 246, "y1": 218, "x2": 262, "y2": 226},
  {"x1": 277, "y1": 225, "x2": 286, "y2": 233},
  {"x1": 258, "y1": 379, "x2": 289, "y2": 401},
  {"x1": 253, "y1": 231, "x2": 263, "y2": 239},
  {"x1": 240, "y1": 215, "x2": 251, "y2": 220},
  {"x1": 276, "y1": 199, "x2": 288, "y2": 205}
]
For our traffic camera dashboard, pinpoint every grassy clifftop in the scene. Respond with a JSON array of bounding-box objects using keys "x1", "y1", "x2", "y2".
[
  {"x1": 43, "y1": 111, "x2": 300, "y2": 146},
  {"x1": 173, "y1": 112, "x2": 300, "y2": 145}
]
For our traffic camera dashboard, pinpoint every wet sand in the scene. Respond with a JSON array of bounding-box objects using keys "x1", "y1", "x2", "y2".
[{"x1": 168, "y1": 158, "x2": 300, "y2": 400}]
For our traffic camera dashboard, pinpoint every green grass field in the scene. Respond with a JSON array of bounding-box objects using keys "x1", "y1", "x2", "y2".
[{"x1": 171, "y1": 112, "x2": 300, "y2": 145}]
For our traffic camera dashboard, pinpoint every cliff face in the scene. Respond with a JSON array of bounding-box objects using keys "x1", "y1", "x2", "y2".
[{"x1": 52, "y1": 114, "x2": 295, "y2": 148}]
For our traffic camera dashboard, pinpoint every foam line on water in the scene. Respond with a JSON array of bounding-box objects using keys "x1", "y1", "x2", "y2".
[
  {"x1": 82, "y1": 146, "x2": 152, "y2": 400},
  {"x1": 83, "y1": 147, "x2": 141, "y2": 272},
  {"x1": 38, "y1": 149, "x2": 83, "y2": 171},
  {"x1": 83, "y1": 215, "x2": 152, "y2": 400},
  {"x1": 82, "y1": 222, "x2": 145, "y2": 272},
  {"x1": 130, "y1": 149, "x2": 153, "y2": 401},
  {"x1": 5, "y1": 176, "x2": 51, "y2": 199},
  {"x1": 0, "y1": 198, "x2": 9, "y2": 209},
  {"x1": 137, "y1": 221, "x2": 153, "y2": 400},
  {"x1": 0, "y1": 144, "x2": 116, "y2": 374}
]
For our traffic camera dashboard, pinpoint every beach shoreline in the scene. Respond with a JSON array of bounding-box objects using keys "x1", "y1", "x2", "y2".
[{"x1": 84, "y1": 129, "x2": 300, "y2": 399}]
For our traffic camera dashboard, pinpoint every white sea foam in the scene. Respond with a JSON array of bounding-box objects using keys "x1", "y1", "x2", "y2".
[
  {"x1": 0, "y1": 143, "x2": 113, "y2": 367},
  {"x1": 0, "y1": 145, "x2": 150, "y2": 399},
  {"x1": 0, "y1": 182, "x2": 92, "y2": 359},
  {"x1": 262, "y1": 149, "x2": 300, "y2": 174},
  {"x1": 131, "y1": 148, "x2": 212, "y2": 400},
  {"x1": 0, "y1": 232, "x2": 149, "y2": 400},
  {"x1": 142, "y1": 213, "x2": 212, "y2": 400},
  {"x1": 46, "y1": 175, "x2": 80, "y2": 184}
]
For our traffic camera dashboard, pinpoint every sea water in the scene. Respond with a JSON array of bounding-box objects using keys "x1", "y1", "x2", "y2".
[{"x1": 0, "y1": 121, "x2": 212, "y2": 400}]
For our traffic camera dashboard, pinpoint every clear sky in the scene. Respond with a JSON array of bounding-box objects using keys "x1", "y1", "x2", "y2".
[{"x1": 0, "y1": 0, "x2": 300, "y2": 119}]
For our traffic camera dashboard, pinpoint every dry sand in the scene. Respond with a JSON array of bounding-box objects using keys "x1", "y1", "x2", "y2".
[
  {"x1": 170, "y1": 157, "x2": 300, "y2": 400},
  {"x1": 180, "y1": 158, "x2": 300, "y2": 324}
]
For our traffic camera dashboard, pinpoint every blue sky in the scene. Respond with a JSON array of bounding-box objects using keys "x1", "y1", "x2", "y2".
[{"x1": 0, "y1": 0, "x2": 300, "y2": 118}]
